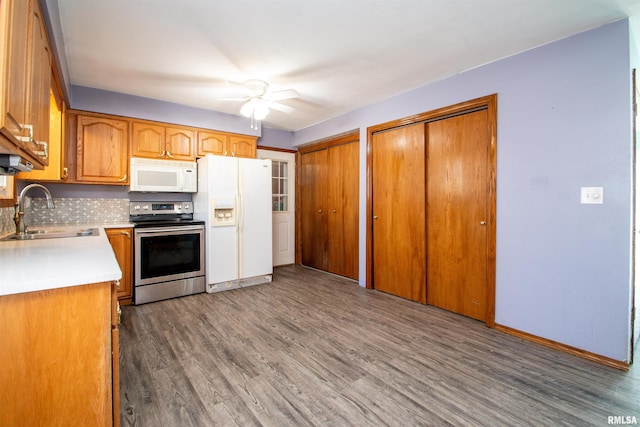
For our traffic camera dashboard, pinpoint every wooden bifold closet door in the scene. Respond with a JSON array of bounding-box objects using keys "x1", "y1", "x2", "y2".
[
  {"x1": 371, "y1": 123, "x2": 427, "y2": 303},
  {"x1": 300, "y1": 139, "x2": 359, "y2": 280},
  {"x1": 369, "y1": 97, "x2": 495, "y2": 323},
  {"x1": 426, "y1": 109, "x2": 489, "y2": 321}
]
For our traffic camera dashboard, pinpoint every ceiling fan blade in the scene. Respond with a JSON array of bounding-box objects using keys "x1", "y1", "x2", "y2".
[
  {"x1": 267, "y1": 89, "x2": 299, "y2": 101},
  {"x1": 217, "y1": 96, "x2": 250, "y2": 102},
  {"x1": 269, "y1": 101, "x2": 295, "y2": 114}
]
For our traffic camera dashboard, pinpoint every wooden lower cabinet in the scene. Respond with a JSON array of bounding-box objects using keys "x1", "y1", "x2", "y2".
[
  {"x1": 0, "y1": 281, "x2": 120, "y2": 426},
  {"x1": 300, "y1": 137, "x2": 359, "y2": 280},
  {"x1": 106, "y1": 227, "x2": 133, "y2": 306}
]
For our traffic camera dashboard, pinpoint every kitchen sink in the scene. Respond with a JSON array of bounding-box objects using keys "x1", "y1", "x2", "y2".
[{"x1": 0, "y1": 227, "x2": 100, "y2": 241}]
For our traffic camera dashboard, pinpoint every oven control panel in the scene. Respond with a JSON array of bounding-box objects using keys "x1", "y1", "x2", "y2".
[{"x1": 130, "y1": 201, "x2": 193, "y2": 216}]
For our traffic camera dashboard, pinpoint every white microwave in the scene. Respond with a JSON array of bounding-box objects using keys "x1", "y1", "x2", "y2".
[{"x1": 129, "y1": 157, "x2": 197, "y2": 193}]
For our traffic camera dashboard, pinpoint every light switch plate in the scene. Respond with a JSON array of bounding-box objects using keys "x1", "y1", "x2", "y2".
[{"x1": 580, "y1": 186, "x2": 604, "y2": 204}]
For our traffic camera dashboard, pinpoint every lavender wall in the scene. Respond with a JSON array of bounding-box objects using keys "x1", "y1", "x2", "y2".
[
  {"x1": 294, "y1": 20, "x2": 634, "y2": 362},
  {"x1": 71, "y1": 86, "x2": 260, "y2": 137},
  {"x1": 70, "y1": 86, "x2": 295, "y2": 150}
]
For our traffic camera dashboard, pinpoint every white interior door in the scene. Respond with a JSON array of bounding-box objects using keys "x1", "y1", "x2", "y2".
[{"x1": 258, "y1": 149, "x2": 295, "y2": 266}]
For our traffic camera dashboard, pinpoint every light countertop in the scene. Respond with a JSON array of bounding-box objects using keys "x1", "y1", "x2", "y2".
[{"x1": 0, "y1": 223, "x2": 132, "y2": 297}]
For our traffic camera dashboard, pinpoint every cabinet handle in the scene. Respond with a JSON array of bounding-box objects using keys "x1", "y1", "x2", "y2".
[
  {"x1": 231, "y1": 152, "x2": 235, "y2": 157},
  {"x1": 480, "y1": 221, "x2": 487, "y2": 226},
  {"x1": 157, "y1": 150, "x2": 166, "y2": 158},
  {"x1": 119, "y1": 231, "x2": 131, "y2": 238},
  {"x1": 17, "y1": 124, "x2": 33, "y2": 144},
  {"x1": 165, "y1": 151, "x2": 174, "y2": 158},
  {"x1": 373, "y1": 215, "x2": 379, "y2": 219},
  {"x1": 117, "y1": 302, "x2": 122, "y2": 325},
  {"x1": 332, "y1": 209, "x2": 337, "y2": 213},
  {"x1": 223, "y1": 151, "x2": 228, "y2": 156},
  {"x1": 118, "y1": 174, "x2": 128, "y2": 182},
  {"x1": 34, "y1": 141, "x2": 48, "y2": 159},
  {"x1": 62, "y1": 167, "x2": 69, "y2": 179},
  {"x1": 318, "y1": 209, "x2": 322, "y2": 213}
]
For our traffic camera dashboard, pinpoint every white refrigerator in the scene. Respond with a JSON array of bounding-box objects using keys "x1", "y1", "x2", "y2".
[{"x1": 193, "y1": 154, "x2": 273, "y2": 293}]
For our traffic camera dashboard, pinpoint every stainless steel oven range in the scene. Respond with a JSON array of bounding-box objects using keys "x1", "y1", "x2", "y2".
[{"x1": 130, "y1": 201, "x2": 205, "y2": 304}]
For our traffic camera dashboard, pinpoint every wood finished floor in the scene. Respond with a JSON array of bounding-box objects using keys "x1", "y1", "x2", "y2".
[{"x1": 119, "y1": 265, "x2": 640, "y2": 426}]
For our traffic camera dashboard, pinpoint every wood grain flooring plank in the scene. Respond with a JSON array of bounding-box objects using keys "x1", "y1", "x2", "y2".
[{"x1": 119, "y1": 265, "x2": 640, "y2": 426}]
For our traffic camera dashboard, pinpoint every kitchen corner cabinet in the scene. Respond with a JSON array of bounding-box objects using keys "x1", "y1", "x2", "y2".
[
  {"x1": 107, "y1": 228, "x2": 133, "y2": 306},
  {"x1": 0, "y1": 281, "x2": 120, "y2": 426},
  {"x1": 300, "y1": 140, "x2": 359, "y2": 280},
  {"x1": 131, "y1": 120, "x2": 195, "y2": 161},
  {"x1": 66, "y1": 112, "x2": 129, "y2": 184},
  {"x1": 0, "y1": 0, "x2": 52, "y2": 168},
  {"x1": 197, "y1": 130, "x2": 257, "y2": 158}
]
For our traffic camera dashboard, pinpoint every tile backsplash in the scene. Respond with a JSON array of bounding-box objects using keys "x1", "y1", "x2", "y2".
[
  {"x1": 0, "y1": 206, "x2": 13, "y2": 234},
  {"x1": 0, "y1": 198, "x2": 130, "y2": 235}
]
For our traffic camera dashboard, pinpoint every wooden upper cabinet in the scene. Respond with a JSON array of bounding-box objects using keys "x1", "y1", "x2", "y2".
[
  {"x1": 229, "y1": 134, "x2": 257, "y2": 158},
  {"x1": 165, "y1": 126, "x2": 195, "y2": 160},
  {"x1": 131, "y1": 122, "x2": 164, "y2": 158},
  {"x1": 197, "y1": 130, "x2": 257, "y2": 158},
  {"x1": 131, "y1": 120, "x2": 195, "y2": 161},
  {"x1": 0, "y1": 0, "x2": 50, "y2": 168},
  {"x1": 0, "y1": 0, "x2": 30, "y2": 143},
  {"x1": 76, "y1": 115, "x2": 129, "y2": 184},
  {"x1": 26, "y1": 3, "x2": 51, "y2": 165},
  {"x1": 197, "y1": 130, "x2": 227, "y2": 156}
]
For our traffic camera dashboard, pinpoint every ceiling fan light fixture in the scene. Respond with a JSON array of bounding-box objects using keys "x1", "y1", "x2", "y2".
[
  {"x1": 254, "y1": 102, "x2": 269, "y2": 120},
  {"x1": 241, "y1": 98, "x2": 270, "y2": 120},
  {"x1": 240, "y1": 101, "x2": 254, "y2": 118}
]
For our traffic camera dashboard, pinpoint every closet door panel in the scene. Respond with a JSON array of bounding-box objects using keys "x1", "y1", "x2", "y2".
[
  {"x1": 426, "y1": 109, "x2": 489, "y2": 321},
  {"x1": 328, "y1": 142, "x2": 359, "y2": 279},
  {"x1": 300, "y1": 149, "x2": 328, "y2": 270},
  {"x1": 372, "y1": 124, "x2": 426, "y2": 303}
]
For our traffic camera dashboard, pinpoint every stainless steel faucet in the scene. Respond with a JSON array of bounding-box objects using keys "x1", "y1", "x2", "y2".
[{"x1": 14, "y1": 183, "x2": 55, "y2": 236}]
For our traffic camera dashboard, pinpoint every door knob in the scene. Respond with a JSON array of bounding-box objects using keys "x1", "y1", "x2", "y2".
[{"x1": 480, "y1": 221, "x2": 487, "y2": 226}]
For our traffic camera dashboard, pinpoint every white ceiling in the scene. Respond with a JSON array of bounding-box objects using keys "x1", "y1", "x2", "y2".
[{"x1": 55, "y1": 0, "x2": 640, "y2": 132}]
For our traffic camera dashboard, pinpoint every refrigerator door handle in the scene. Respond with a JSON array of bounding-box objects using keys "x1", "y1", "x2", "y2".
[{"x1": 237, "y1": 162, "x2": 243, "y2": 281}]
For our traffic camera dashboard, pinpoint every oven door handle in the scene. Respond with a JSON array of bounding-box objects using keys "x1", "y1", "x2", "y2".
[{"x1": 136, "y1": 225, "x2": 204, "y2": 234}]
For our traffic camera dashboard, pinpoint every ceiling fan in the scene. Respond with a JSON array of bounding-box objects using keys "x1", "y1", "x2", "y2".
[{"x1": 221, "y1": 79, "x2": 299, "y2": 128}]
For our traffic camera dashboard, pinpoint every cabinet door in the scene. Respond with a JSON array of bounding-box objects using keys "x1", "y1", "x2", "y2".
[
  {"x1": 25, "y1": 3, "x2": 50, "y2": 165},
  {"x1": 106, "y1": 228, "x2": 133, "y2": 305},
  {"x1": 197, "y1": 131, "x2": 227, "y2": 156},
  {"x1": 18, "y1": 89, "x2": 62, "y2": 181},
  {"x1": 1, "y1": 0, "x2": 31, "y2": 142},
  {"x1": 0, "y1": 282, "x2": 113, "y2": 426},
  {"x1": 165, "y1": 126, "x2": 195, "y2": 161},
  {"x1": 327, "y1": 142, "x2": 359, "y2": 279},
  {"x1": 131, "y1": 121, "x2": 164, "y2": 158},
  {"x1": 300, "y1": 149, "x2": 328, "y2": 270},
  {"x1": 110, "y1": 281, "x2": 121, "y2": 427},
  {"x1": 76, "y1": 116, "x2": 129, "y2": 183},
  {"x1": 229, "y1": 135, "x2": 257, "y2": 158}
]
